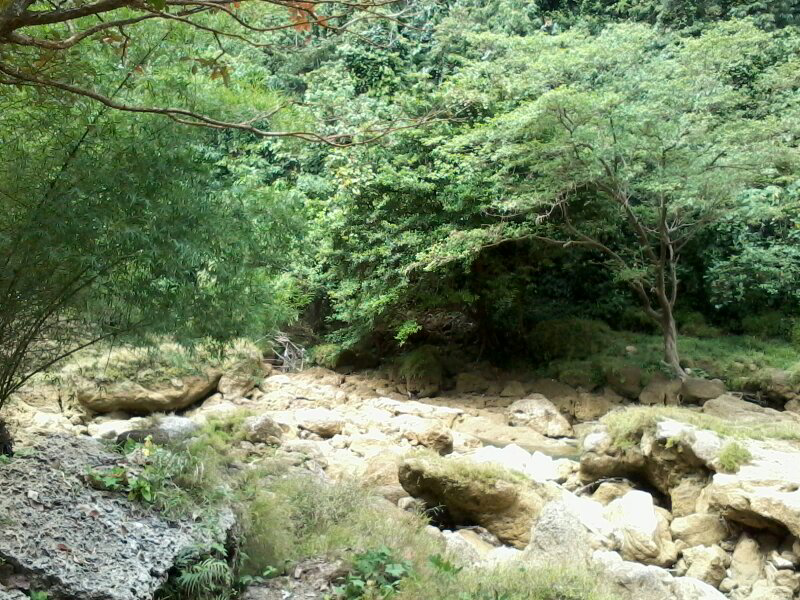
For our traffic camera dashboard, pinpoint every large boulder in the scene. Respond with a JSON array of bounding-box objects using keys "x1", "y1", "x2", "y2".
[
  {"x1": 295, "y1": 408, "x2": 344, "y2": 438},
  {"x1": 464, "y1": 443, "x2": 575, "y2": 484},
  {"x1": 455, "y1": 373, "x2": 491, "y2": 394},
  {"x1": 682, "y1": 545, "x2": 730, "y2": 587},
  {"x1": 218, "y1": 360, "x2": 271, "y2": 399},
  {"x1": 704, "y1": 441, "x2": 800, "y2": 537},
  {"x1": 670, "y1": 514, "x2": 730, "y2": 548},
  {"x1": 392, "y1": 415, "x2": 453, "y2": 455},
  {"x1": 243, "y1": 414, "x2": 284, "y2": 445},
  {"x1": 580, "y1": 420, "x2": 718, "y2": 495},
  {"x1": 78, "y1": 373, "x2": 221, "y2": 414},
  {"x1": 507, "y1": 395, "x2": 573, "y2": 438},
  {"x1": 398, "y1": 455, "x2": 558, "y2": 548},
  {"x1": 592, "y1": 550, "x2": 727, "y2": 600},
  {"x1": 682, "y1": 378, "x2": 726, "y2": 404},
  {"x1": 0, "y1": 434, "x2": 224, "y2": 600},
  {"x1": 703, "y1": 395, "x2": 800, "y2": 426},
  {"x1": 603, "y1": 490, "x2": 677, "y2": 567},
  {"x1": 453, "y1": 413, "x2": 580, "y2": 458},
  {"x1": 639, "y1": 374, "x2": 682, "y2": 406},
  {"x1": 606, "y1": 366, "x2": 644, "y2": 399}
]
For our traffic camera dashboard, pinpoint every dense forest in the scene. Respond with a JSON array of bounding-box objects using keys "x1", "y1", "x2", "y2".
[
  {"x1": 4, "y1": 0, "x2": 800, "y2": 402},
  {"x1": 4, "y1": 2, "x2": 800, "y2": 600}
]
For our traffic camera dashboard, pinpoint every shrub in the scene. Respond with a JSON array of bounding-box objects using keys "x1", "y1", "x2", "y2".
[
  {"x1": 395, "y1": 346, "x2": 443, "y2": 383},
  {"x1": 678, "y1": 311, "x2": 722, "y2": 338},
  {"x1": 616, "y1": 307, "x2": 659, "y2": 334},
  {"x1": 330, "y1": 547, "x2": 412, "y2": 599},
  {"x1": 718, "y1": 441, "x2": 753, "y2": 473},
  {"x1": 311, "y1": 344, "x2": 343, "y2": 369},
  {"x1": 529, "y1": 319, "x2": 611, "y2": 361},
  {"x1": 741, "y1": 312, "x2": 792, "y2": 340}
]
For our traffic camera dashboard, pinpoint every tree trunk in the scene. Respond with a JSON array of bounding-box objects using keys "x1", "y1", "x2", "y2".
[{"x1": 662, "y1": 309, "x2": 686, "y2": 379}]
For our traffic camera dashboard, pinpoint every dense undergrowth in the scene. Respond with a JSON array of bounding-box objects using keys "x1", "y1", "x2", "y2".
[{"x1": 94, "y1": 413, "x2": 616, "y2": 600}]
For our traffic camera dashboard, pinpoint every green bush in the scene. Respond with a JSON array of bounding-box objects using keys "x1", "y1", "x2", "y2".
[
  {"x1": 395, "y1": 346, "x2": 443, "y2": 383},
  {"x1": 616, "y1": 307, "x2": 659, "y2": 334},
  {"x1": 529, "y1": 319, "x2": 612, "y2": 361},
  {"x1": 718, "y1": 441, "x2": 753, "y2": 473},
  {"x1": 741, "y1": 312, "x2": 792, "y2": 340},
  {"x1": 677, "y1": 312, "x2": 722, "y2": 338},
  {"x1": 311, "y1": 344, "x2": 344, "y2": 370},
  {"x1": 330, "y1": 547, "x2": 412, "y2": 599}
]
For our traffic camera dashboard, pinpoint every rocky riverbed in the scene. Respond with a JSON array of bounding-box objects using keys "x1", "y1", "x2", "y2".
[{"x1": 3, "y1": 361, "x2": 800, "y2": 599}]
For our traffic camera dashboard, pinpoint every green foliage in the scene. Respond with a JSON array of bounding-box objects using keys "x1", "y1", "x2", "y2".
[
  {"x1": 719, "y1": 441, "x2": 753, "y2": 472},
  {"x1": 29, "y1": 593, "x2": 49, "y2": 600},
  {"x1": 395, "y1": 346, "x2": 443, "y2": 382},
  {"x1": 329, "y1": 547, "x2": 412, "y2": 600},
  {"x1": 158, "y1": 544, "x2": 235, "y2": 600},
  {"x1": 529, "y1": 319, "x2": 612, "y2": 361},
  {"x1": 741, "y1": 312, "x2": 793, "y2": 340},
  {"x1": 311, "y1": 344, "x2": 345, "y2": 369}
]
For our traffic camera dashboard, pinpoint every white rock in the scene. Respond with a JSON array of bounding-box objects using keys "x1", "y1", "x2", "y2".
[{"x1": 507, "y1": 395, "x2": 573, "y2": 438}]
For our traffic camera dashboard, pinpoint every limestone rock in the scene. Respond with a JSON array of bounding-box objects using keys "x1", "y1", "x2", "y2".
[
  {"x1": 730, "y1": 533, "x2": 767, "y2": 588},
  {"x1": 218, "y1": 360, "x2": 270, "y2": 399},
  {"x1": 591, "y1": 480, "x2": 634, "y2": 505},
  {"x1": 393, "y1": 415, "x2": 453, "y2": 455},
  {"x1": 606, "y1": 366, "x2": 644, "y2": 399},
  {"x1": 682, "y1": 378, "x2": 726, "y2": 404},
  {"x1": 398, "y1": 455, "x2": 557, "y2": 548},
  {"x1": 244, "y1": 414, "x2": 284, "y2": 445},
  {"x1": 670, "y1": 514, "x2": 729, "y2": 548},
  {"x1": 603, "y1": 490, "x2": 677, "y2": 567},
  {"x1": 0, "y1": 434, "x2": 225, "y2": 600},
  {"x1": 454, "y1": 413, "x2": 580, "y2": 458},
  {"x1": 455, "y1": 373, "x2": 491, "y2": 394},
  {"x1": 499, "y1": 381, "x2": 526, "y2": 399},
  {"x1": 640, "y1": 374, "x2": 682, "y2": 406},
  {"x1": 671, "y1": 478, "x2": 709, "y2": 518},
  {"x1": 507, "y1": 395, "x2": 573, "y2": 438},
  {"x1": 527, "y1": 379, "x2": 579, "y2": 415},
  {"x1": 683, "y1": 545, "x2": 730, "y2": 587},
  {"x1": 77, "y1": 373, "x2": 221, "y2": 414},
  {"x1": 465, "y1": 443, "x2": 570, "y2": 483},
  {"x1": 703, "y1": 394, "x2": 800, "y2": 426},
  {"x1": 592, "y1": 550, "x2": 726, "y2": 600},
  {"x1": 705, "y1": 443, "x2": 800, "y2": 537},
  {"x1": 525, "y1": 494, "x2": 617, "y2": 567},
  {"x1": 295, "y1": 408, "x2": 344, "y2": 438},
  {"x1": 372, "y1": 398, "x2": 463, "y2": 427},
  {"x1": 573, "y1": 389, "x2": 625, "y2": 422}
]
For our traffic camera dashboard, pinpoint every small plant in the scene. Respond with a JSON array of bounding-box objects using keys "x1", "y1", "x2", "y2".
[
  {"x1": 158, "y1": 544, "x2": 234, "y2": 600},
  {"x1": 86, "y1": 466, "x2": 128, "y2": 491},
  {"x1": 428, "y1": 554, "x2": 463, "y2": 577},
  {"x1": 719, "y1": 441, "x2": 753, "y2": 472},
  {"x1": 329, "y1": 547, "x2": 412, "y2": 599},
  {"x1": 30, "y1": 592, "x2": 50, "y2": 600}
]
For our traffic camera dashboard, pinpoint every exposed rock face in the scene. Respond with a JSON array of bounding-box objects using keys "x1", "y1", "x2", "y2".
[
  {"x1": 580, "y1": 420, "x2": 718, "y2": 495},
  {"x1": 295, "y1": 408, "x2": 345, "y2": 438},
  {"x1": 398, "y1": 456, "x2": 558, "y2": 548},
  {"x1": 507, "y1": 395, "x2": 573, "y2": 438},
  {"x1": 218, "y1": 360, "x2": 271, "y2": 399},
  {"x1": 682, "y1": 378, "x2": 726, "y2": 404},
  {"x1": 78, "y1": 372, "x2": 221, "y2": 414},
  {"x1": 499, "y1": 381, "x2": 526, "y2": 399},
  {"x1": 244, "y1": 414, "x2": 284, "y2": 445},
  {"x1": 703, "y1": 395, "x2": 800, "y2": 426},
  {"x1": 639, "y1": 374, "x2": 682, "y2": 406},
  {"x1": 705, "y1": 442, "x2": 800, "y2": 537},
  {"x1": 603, "y1": 490, "x2": 677, "y2": 567},
  {"x1": 682, "y1": 545, "x2": 730, "y2": 587},
  {"x1": 593, "y1": 550, "x2": 727, "y2": 600},
  {"x1": 455, "y1": 373, "x2": 491, "y2": 394},
  {"x1": 394, "y1": 415, "x2": 453, "y2": 455},
  {"x1": 0, "y1": 434, "x2": 222, "y2": 600},
  {"x1": 606, "y1": 366, "x2": 644, "y2": 399},
  {"x1": 670, "y1": 514, "x2": 729, "y2": 548}
]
